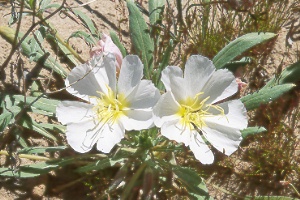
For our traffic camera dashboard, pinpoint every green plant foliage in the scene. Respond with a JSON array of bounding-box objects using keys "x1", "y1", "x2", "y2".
[
  {"x1": 241, "y1": 126, "x2": 267, "y2": 138},
  {"x1": 13, "y1": 95, "x2": 59, "y2": 116},
  {"x1": 264, "y1": 61, "x2": 300, "y2": 88},
  {"x1": 0, "y1": 26, "x2": 68, "y2": 77},
  {"x1": 241, "y1": 83, "x2": 295, "y2": 110},
  {"x1": 72, "y1": 9, "x2": 98, "y2": 37},
  {"x1": 149, "y1": 0, "x2": 165, "y2": 25},
  {"x1": 127, "y1": 0, "x2": 154, "y2": 79},
  {"x1": 17, "y1": 146, "x2": 67, "y2": 154},
  {"x1": 213, "y1": 32, "x2": 277, "y2": 69},
  {"x1": 172, "y1": 166, "x2": 211, "y2": 199}
]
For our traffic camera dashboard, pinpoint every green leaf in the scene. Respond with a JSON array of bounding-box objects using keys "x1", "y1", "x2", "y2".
[
  {"x1": 20, "y1": 115, "x2": 57, "y2": 141},
  {"x1": 241, "y1": 126, "x2": 267, "y2": 138},
  {"x1": 264, "y1": 60, "x2": 300, "y2": 88},
  {"x1": 68, "y1": 30, "x2": 96, "y2": 46},
  {"x1": 29, "y1": 26, "x2": 47, "y2": 62},
  {"x1": 0, "y1": 168, "x2": 40, "y2": 178},
  {"x1": 39, "y1": 123, "x2": 66, "y2": 133},
  {"x1": 0, "y1": 95, "x2": 21, "y2": 131},
  {"x1": 241, "y1": 84, "x2": 295, "y2": 110},
  {"x1": 0, "y1": 26, "x2": 68, "y2": 78},
  {"x1": 223, "y1": 57, "x2": 251, "y2": 72},
  {"x1": 172, "y1": 166, "x2": 210, "y2": 198},
  {"x1": 18, "y1": 146, "x2": 67, "y2": 154},
  {"x1": 149, "y1": 0, "x2": 165, "y2": 25},
  {"x1": 155, "y1": 39, "x2": 174, "y2": 88},
  {"x1": 72, "y1": 9, "x2": 98, "y2": 36},
  {"x1": 75, "y1": 158, "x2": 122, "y2": 173},
  {"x1": 110, "y1": 31, "x2": 127, "y2": 57},
  {"x1": 213, "y1": 32, "x2": 277, "y2": 69},
  {"x1": 127, "y1": 0, "x2": 154, "y2": 79},
  {"x1": 13, "y1": 95, "x2": 60, "y2": 116},
  {"x1": 39, "y1": 0, "x2": 54, "y2": 10}
]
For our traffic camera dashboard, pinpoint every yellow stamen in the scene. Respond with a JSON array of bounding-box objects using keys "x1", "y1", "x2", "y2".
[
  {"x1": 177, "y1": 92, "x2": 225, "y2": 130},
  {"x1": 93, "y1": 86, "x2": 129, "y2": 125}
]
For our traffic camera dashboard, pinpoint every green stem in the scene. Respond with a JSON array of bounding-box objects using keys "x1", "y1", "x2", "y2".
[
  {"x1": 0, "y1": 150, "x2": 51, "y2": 161},
  {"x1": 121, "y1": 162, "x2": 147, "y2": 199}
]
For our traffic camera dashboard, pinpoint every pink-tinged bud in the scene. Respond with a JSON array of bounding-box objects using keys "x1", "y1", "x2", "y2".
[
  {"x1": 236, "y1": 78, "x2": 247, "y2": 91},
  {"x1": 90, "y1": 33, "x2": 123, "y2": 73}
]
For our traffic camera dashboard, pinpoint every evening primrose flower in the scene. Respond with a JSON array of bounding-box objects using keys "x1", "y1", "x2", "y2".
[
  {"x1": 153, "y1": 55, "x2": 248, "y2": 164},
  {"x1": 56, "y1": 54, "x2": 160, "y2": 153}
]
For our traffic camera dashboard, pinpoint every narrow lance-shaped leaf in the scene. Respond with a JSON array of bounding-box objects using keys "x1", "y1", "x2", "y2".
[
  {"x1": 264, "y1": 60, "x2": 300, "y2": 88},
  {"x1": 68, "y1": 30, "x2": 96, "y2": 46},
  {"x1": 72, "y1": 9, "x2": 98, "y2": 37},
  {"x1": 172, "y1": 166, "x2": 211, "y2": 198},
  {"x1": 213, "y1": 32, "x2": 277, "y2": 69},
  {"x1": 13, "y1": 95, "x2": 60, "y2": 116},
  {"x1": 127, "y1": 0, "x2": 154, "y2": 79},
  {"x1": 149, "y1": 0, "x2": 165, "y2": 25},
  {"x1": 20, "y1": 115, "x2": 57, "y2": 141},
  {"x1": 18, "y1": 146, "x2": 67, "y2": 154},
  {"x1": 241, "y1": 126, "x2": 267, "y2": 138},
  {"x1": 241, "y1": 83, "x2": 295, "y2": 110}
]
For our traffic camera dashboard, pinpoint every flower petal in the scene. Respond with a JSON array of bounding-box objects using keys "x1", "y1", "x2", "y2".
[
  {"x1": 66, "y1": 54, "x2": 116, "y2": 102},
  {"x1": 201, "y1": 69, "x2": 238, "y2": 104},
  {"x1": 118, "y1": 55, "x2": 143, "y2": 96},
  {"x1": 161, "y1": 120, "x2": 192, "y2": 146},
  {"x1": 161, "y1": 66, "x2": 183, "y2": 92},
  {"x1": 65, "y1": 62, "x2": 101, "y2": 102},
  {"x1": 201, "y1": 100, "x2": 246, "y2": 155},
  {"x1": 120, "y1": 110, "x2": 154, "y2": 130},
  {"x1": 124, "y1": 80, "x2": 160, "y2": 109},
  {"x1": 189, "y1": 132, "x2": 214, "y2": 164},
  {"x1": 56, "y1": 101, "x2": 95, "y2": 125},
  {"x1": 202, "y1": 125, "x2": 242, "y2": 156},
  {"x1": 184, "y1": 55, "x2": 215, "y2": 97},
  {"x1": 93, "y1": 53, "x2": 117, "y2": 93},
  {"x1": 204, "y1": 100, "x2": 248, "y2": 130},
  {"x1": 153, "y1": 92, "x2": 181, "y2": 127},
  {"x1": 65, "y1": 119, "x2": 99, "y2": 153},
  {"x1": 96, "y1": 122, "x2": 125, "y2": 153}
]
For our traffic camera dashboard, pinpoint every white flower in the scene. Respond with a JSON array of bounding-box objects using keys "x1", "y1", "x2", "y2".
[
  {"x1": 153, "y1": 55, "x2": 248, "y2": 164},
  {"x1": 56, "y1": 54, "x2": 160, "y2": 153}
]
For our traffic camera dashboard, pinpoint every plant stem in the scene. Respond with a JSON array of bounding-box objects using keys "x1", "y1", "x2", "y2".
[{"x1": 0, "y1": 150, "x2": 51, "y2": 161}]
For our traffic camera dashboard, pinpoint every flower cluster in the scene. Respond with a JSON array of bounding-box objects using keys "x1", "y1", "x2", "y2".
[{"x1": 57, "y1": 39, "x2": 248, "y2": 164}]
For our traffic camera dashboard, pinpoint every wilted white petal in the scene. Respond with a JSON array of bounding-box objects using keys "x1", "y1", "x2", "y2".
[
  {"x1": 189, "y1": 132, "x2": 214, "y2": 164},
  {"x1": 65, "y1": 119, "x2": 98, "y2": 153},
  {"x1": 201, "y1": 69, "x2": 238, "y2": 104},
  {"x1": 118, "y1": 55, "x2": 143, "y2": 96},
  {"x1": 56, "y1": 101, "x2": 95, "y2": 124},
  {"x1": 125, "y1": 80, "x2": 160, "y2": 109},
  {"x1": 96, "y1": 122, "x2": 125, "y2": 153},
  {"x1": 153, "y1": 92, "x2": 181, "y2": 127},
  {"x1": 184, "y1": 55, "x2": 215, "y2": 96},
  {"x1": 161, "y1": 66, "x2": 183, "y2": 92}
]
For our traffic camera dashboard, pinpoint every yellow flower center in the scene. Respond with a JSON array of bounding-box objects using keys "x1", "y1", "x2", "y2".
[
  {"x1": 177, "y1": 92, "x2": 224, "y2": 130},
  {"x1": 93, "y1": 86, "x2": 129, "y2": 125}
]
